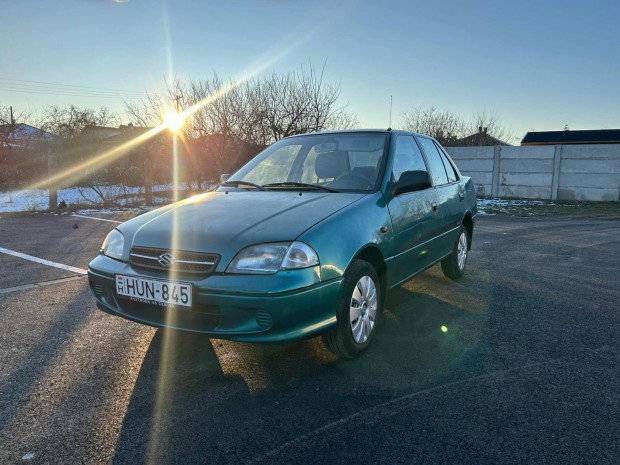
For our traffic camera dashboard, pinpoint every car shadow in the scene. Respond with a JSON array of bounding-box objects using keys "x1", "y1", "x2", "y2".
[
  {"x1": 112, "y1": 272, "x2": 489, "y2": 464},
  {"x1": 112, "y1": 329, "x2": 252, "y2": 464},
  {"x1": 0, "y1": 284, "x2": 94, "y2": 432}
]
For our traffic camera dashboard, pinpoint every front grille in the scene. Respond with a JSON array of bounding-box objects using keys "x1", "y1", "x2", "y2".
[{"x1": 129, "y1": 247, "x2": 220, "y2": 274}]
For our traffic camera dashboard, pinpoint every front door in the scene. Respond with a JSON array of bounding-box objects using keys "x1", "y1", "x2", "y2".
[{"x1": 386, "y1": 135, "x2": 444, "y2": 286}]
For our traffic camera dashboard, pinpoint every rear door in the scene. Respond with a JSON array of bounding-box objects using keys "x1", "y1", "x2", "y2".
[
  {"x1": 436, "y1": 142, "x2": 467, "y2": 222},
  {"x1": 416, "y1": 136, "x2": 462, "y2": 257}
]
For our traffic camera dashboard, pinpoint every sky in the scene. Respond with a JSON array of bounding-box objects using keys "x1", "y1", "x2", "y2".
[{"x1": 1, "y1": 0, "x2": 619, "y2": 142}]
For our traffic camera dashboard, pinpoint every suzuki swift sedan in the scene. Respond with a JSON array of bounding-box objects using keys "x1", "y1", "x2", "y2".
[{"x1": 88, "y1": 130, "x2": 477, "y2": 358}]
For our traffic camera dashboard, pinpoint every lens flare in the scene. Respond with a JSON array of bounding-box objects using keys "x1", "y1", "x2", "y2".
[{"x1": 163, "y1": 110, "x2": 184, "y2": 133}]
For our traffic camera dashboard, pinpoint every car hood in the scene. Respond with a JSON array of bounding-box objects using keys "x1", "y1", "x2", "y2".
[{"x1": 119, "y1": 191, "x2": 366, "y2": 269}]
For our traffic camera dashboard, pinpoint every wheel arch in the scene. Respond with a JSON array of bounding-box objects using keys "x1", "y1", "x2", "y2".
[
  {"x1": 353, "y1": 245, "x2": 387, "y2": 299},
  {"x1": 462, "y1": 212, "x2": 474, "y2": 250}
]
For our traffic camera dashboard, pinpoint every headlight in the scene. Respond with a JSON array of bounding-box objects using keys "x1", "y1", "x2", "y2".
[
  {"x1": 227, "y1": 241, "x2": 319, "y2": 274},
  {"x1": 101, "y1": 229, "x2": 124, "y2": 260}
]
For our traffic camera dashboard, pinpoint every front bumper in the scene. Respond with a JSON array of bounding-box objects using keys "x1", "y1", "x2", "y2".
[{"x1": 88, "y1": 254, "x2": 342, "y2": 343}]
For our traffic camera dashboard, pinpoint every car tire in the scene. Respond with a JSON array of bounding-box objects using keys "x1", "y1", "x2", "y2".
[
  {"x1": 323, "y1": 259, "x2": 381, "y2": 359},
  {"x1": 441, "y1": 225, "x2": 469, "y2": 280}
]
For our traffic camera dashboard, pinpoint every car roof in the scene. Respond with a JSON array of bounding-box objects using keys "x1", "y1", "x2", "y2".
[{"x1": 284, "y1": 129, "x2": 429, "y2": 139}]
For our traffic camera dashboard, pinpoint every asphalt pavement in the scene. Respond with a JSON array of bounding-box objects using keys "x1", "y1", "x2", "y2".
[{"x1": 0, "y1": 211, "x2": 618, "y2": 464}]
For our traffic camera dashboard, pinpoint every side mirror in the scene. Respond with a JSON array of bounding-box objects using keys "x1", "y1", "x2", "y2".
[
  {"x1": 220, "y1": 173, "x2": 231, "y2": 183},
  {"x1": 393, "y1": 170, "x2": 432, "y2": 196}
]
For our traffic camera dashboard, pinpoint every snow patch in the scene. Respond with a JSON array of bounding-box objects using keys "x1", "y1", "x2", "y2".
[
  {"x1": 477, "y1": 198, "x2": 577, "y2": 215},
  {"x1": 0, "y1": 183, "x2": 197, "y2": 213}
]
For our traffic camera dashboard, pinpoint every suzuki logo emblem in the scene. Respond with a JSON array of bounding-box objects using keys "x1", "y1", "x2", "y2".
[{"x1": 158, "y1": 253, "x2": 175, "y2": 267}]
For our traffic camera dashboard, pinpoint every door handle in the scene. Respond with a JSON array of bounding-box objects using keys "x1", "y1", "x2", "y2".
[
  {"x1": 431, "y1": 203, "x2": 438, "y2": 212},
  {"x1": 459, "y1": 193, "x2": 465, "y2": 201}
]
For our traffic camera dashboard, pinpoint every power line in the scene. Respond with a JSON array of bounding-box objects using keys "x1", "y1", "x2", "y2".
[
  {"x1": 0, "y1": 85, "x2": 146, "y2": 100},
  {"x1": 0, "y1": 81, "x2": 146, "y2": 98},
  {"x1": 0, "y1": 77, "x2": 149, "y2": 96}
]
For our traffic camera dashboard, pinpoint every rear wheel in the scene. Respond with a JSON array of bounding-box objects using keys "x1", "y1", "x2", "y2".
[
  {"x1": 323, "y1": 260, "x2": 381, "y2": 359},
  {"x1": 441, "y1": 226, "x2": 468, "y2": 279}
]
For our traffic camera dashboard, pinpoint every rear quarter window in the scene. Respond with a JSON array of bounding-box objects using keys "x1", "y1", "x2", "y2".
[{"x1": 435, "y1": 142, "x2": 459, "y2": 183}]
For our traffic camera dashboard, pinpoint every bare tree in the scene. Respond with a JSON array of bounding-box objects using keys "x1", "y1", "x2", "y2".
[
  {"x1": 402, "y1": 107, "x2": 515, "y2": 146},
  {"x1": 0, "y1": 106, "x2": 52, "y2": 199},
  {"x1": 402, "y1": 107, "x2": 466, "y2": 145},
  {"x1": 0, "y1": 106, "x2": 22, "y2": 198},
  {"x1": 124, "y1": 91, "x2": 167, "y2": 129},
  {"x1": 37, "y1": 105, "x2": 122, "y2": 207},
  {"x1": 124, "y1": 66, "x2": 357, "y2": 183},
  {"x1": 124, "y1": 84, "x2": 188, "y2": 201},
  {"x1": 0, "y1": 105, "x2": 43, "y2": 149},
  {"x1": 469, "y1": 110, "x2": 516, "y2": 145},
  {"x1": 40, "y1": 104, "x2": 120, "y2": 175},
  {"x1": 41, "y1": 105, "x2": 119, "y2": 139},
  {"x1": 1, "y1": 106, "x2": 19, "y2": 149},
  {"x1": 254, "y1": 64, "x2": 355, "y2": 141},
  {"x1": 325, "y1": 108, "x2": 359, "y2": 131}
]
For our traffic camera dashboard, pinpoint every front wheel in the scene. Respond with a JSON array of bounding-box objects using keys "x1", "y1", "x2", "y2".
[
  {"x1": 441, "y1": 226, "x2": 469, "y2": 280},
  {"x1": 323, "y1": 260, "x2": 381, "y2": 359}
]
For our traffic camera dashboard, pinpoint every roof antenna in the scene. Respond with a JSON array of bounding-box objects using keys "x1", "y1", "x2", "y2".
[{"x1": 388, "y1": 95, "x2": 393, "y2": 130}]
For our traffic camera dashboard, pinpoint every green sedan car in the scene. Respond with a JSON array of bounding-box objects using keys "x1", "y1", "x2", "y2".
[{"x1": 88, "y1": 129, "x2": 477, "y2": 358}]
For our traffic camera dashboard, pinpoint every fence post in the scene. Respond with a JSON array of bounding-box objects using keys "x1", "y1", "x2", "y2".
[
  {"x1": 551, "y1": 144, "x2": 562, "y2": 201},
  {"x1": 491, "y1": 146, "x2": 501, "y2": 197},
  {"x1": 47, "y1": 150, "x2": 57, "y2": 210},
  {"x1": 144, "y1": 159, "x2": 152, "y2": 206}
]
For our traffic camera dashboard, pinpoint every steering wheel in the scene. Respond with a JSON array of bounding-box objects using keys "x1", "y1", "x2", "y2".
[{"x1": 335, "y1": 171, "x2": 372, "y2": 188}]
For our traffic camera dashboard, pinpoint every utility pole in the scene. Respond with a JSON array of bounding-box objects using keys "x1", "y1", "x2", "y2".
[
  {"x1": 1, "y1": 106, "x2": 14, "y2": 144},
  {"x1": 39, "y1": 103, "x2": 58, "y2": 210},
  {"x1": 5, "y1": 105, "x2": 16, "y2": 141},
  {"x1": 174, "y1": 94, "x2": 182, "y2": 113},
  {"x1": 172, "y1": 93, "x2": 182, "y2": 202}
]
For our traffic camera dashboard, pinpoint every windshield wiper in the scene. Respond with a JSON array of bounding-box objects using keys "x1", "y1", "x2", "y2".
[
  {"x1": 221, "y1": 180, "x2": 265, "y2": 191},
  {"x1": 262, "y1": 182, "x2": 339, "y2": 193}
]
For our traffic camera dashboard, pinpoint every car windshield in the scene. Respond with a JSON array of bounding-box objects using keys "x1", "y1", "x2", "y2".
[{"x1": 225, "y1": 132, "x2": 388, "y2": 192}]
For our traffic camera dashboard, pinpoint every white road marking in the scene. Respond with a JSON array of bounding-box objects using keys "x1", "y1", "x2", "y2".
[
  {"x1": 37, "y1": 276, "x2": 88, "y2": 286},
  {"x1": 0, "y1": 247, "x2": 88, "y2": 275},
  {"x1": 0, "y1": 276, "x2": 86, "y2": 295},
  {"x1": 0, "y1": 284, "x2": 38, "y2": 294},
  {"x1": 71, "y1": 213, "x2": 122, "y2": 224}
]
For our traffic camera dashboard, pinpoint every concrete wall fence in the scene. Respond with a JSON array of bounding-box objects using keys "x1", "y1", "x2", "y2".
[{"x1": 446, "y1": 144, "x2": 620, "y2": 201}]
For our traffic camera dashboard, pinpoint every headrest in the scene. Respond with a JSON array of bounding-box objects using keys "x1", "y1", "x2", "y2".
[{"x1": 315, "y1": 150, "x2": 349, "y2": 179}]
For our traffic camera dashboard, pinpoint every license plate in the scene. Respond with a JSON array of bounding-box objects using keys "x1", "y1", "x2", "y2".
[{"x1": 115, "y1": 275, "x2": 192, "y2": 307}]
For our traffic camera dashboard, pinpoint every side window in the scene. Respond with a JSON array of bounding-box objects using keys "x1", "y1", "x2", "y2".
[
  {"x1": 435, "y1": 142, "x2": 459, "y2": 183},
  {"x1": 392, "y1": 136, "x2": 427, "y2": 182},
  {"x1": 417, "y1": 137, "x2": 449, "y2": 186}
]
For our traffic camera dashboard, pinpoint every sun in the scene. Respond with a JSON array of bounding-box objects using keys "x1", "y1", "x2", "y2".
[{"x1": 163, "y1": 110, "x2": 184, "y2": 132}]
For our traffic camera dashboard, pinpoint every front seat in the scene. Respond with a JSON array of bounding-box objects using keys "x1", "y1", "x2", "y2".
[{"x1": 315, "y1": 150, "x2": 350, "y2": 181}]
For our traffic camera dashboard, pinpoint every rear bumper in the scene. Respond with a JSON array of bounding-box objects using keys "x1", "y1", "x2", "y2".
[{"x1": 88, "y1": 255, "x2": 342, "y2": 343}]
